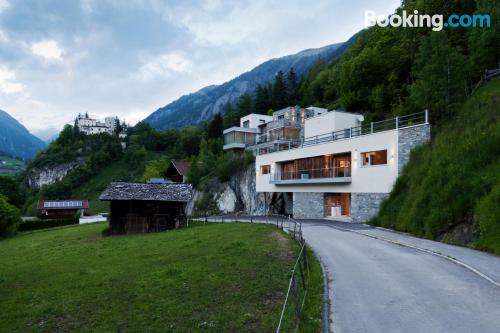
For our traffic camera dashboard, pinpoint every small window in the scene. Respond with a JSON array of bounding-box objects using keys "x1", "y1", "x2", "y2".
[
  {"x1": 361, "y1": 150, "x2": 387, "y2": 166},
  {"x1": 278, "y1": 115, "x2": 284, "y2": 120},
  {"x1": 242, "y1": 120, "x2": 250, "y2": 128},
  {"x1": 260, "y1": 165, "x2": 271, "y2": 175}
]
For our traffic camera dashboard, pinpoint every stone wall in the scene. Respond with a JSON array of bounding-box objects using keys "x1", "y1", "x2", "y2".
[
  {"x1": 398, "y1": 124, "x2": 431, "y2": 174},
  {"x1": 293, "y1": 192, "x2": 324, "y2": 219},
  {"x1": 351, "y1": 192, "x2": 389, "y2": 223}
]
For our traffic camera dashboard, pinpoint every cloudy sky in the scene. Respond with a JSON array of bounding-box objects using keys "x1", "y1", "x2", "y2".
[{"x1": 0, "y1": 0, "x2": 400, "y2": 139}]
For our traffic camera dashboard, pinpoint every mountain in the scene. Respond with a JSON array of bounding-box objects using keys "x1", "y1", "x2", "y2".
[
  {"x1": 144, "y1": 35, "x2": 357, "y2": 129},
  {"x1": 0, "y1": 110, "x2": 47, "y2": 160}
]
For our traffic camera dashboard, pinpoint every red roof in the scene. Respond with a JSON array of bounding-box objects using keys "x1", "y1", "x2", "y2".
[
  {"x1": 37, "y1": 200, "x2": 89, "y2": 210},
  {"x1": 171, "y1": 160, "x2": 191, "y2": 176}
]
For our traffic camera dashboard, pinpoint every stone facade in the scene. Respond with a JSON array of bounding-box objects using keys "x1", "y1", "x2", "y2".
[
  {"x1": 293, "y1": 192, "x2": 324, "y2": 219},
  {"x1": 350, "y1": 192, "x2": 389, "y2": 223},
  {"x1": 398, "y1": 124, "x2": 431, "y2": 174}
]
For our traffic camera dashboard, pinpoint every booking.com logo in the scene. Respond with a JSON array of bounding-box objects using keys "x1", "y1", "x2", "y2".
[{"x1": 365, "y1": 10, "x2": 491, "y2": 31}]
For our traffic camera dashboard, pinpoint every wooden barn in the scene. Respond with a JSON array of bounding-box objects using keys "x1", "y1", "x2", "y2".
[
  {"x1": 37, "y1": 200, "x2": 89, "y2": 220},
  {"x1": 99, "y1": 182, "x2": 192, "y2": 234},
  {"x1": 165, "y1": 160, "x2": 191, "y2": 183}
]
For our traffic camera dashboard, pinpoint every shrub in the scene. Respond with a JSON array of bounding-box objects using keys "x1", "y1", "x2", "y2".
[
  {"x1": 17, "y1": 218, "x2": 78, "y2": 232},
  {"x1": 0, "y1": 195, "x2": 22, "y2": 238}
]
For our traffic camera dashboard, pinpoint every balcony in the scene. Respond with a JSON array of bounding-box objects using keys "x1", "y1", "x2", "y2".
[
  {"x1": 223, "y1": 127, "x2": 258, "y2": 150},
  {"x1": 270, "y1": 167, "x2": 351, "y2": 185}
]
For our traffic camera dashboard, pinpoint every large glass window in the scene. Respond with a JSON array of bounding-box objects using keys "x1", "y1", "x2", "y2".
[{"x1": 361, "y1": 150, "x2": 387, "y2": 166}]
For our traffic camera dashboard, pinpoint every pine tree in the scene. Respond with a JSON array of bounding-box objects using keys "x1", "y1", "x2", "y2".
[
  {"x1": 207, "y1": 113, "x2": 224, "y2": 139},
  {"x1": 254, "y1": 84, "x2": 271, "y2": 114},
  {"x1": 286, "y1": 67, "x2": 298, "y2": 105},
  {"x1": 272, "y1": 70, "x2": 287, "y2": 109}
]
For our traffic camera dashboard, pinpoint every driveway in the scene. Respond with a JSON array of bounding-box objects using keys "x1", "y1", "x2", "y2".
[{"x1": 301, "y1": 222, "x2": 500, "y2": 333}]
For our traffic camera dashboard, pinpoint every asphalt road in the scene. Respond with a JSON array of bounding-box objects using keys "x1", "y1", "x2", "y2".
[{"x1": 302, "y1": 223, "x2": 500, "y2": 333}]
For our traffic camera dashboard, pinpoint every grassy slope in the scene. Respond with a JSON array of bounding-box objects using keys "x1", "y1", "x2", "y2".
[
  {"x1": 0, "y1": 155, "x2": 25, "y2": 176},
  {"x1": 371, "y1": 80, "x2": 500, "y2": 255},
  {"x1": 0, "y1": 222, "x2": 322, "y2": 332}
]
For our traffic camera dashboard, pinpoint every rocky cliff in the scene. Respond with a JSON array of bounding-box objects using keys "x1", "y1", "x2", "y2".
[
  {"x1": 26, "y1": 160, "x2": 82, "y2": 189},
  {"x1": 187, "y1": 162, "x2": 292, "y2": 216}
]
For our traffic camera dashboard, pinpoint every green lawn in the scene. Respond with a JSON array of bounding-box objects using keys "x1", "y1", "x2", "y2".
[{"x1": 0, "y1": 222, "x2": 322, "y2": 332}]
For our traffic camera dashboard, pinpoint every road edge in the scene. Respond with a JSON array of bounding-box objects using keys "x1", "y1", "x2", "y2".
[{"x1": 331, "y1": 224, "x2": 500, "y2": 288}]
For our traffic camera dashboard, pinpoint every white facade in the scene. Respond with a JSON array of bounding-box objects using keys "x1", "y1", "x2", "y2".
[
  {"x1": 304, "y1": 111, "x2": 364, "y2": 138},
  {"x1": 240, "y1": 114, "x2": 273, "y2": 128},
  {"x1": 256, "y1": 129, "x2": 398, "y2": 194}
]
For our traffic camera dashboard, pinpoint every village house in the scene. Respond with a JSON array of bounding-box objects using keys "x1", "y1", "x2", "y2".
[
  {"x1": 223, "y1": 107, "x2": 430, "y2": 222},
  {"x1": 165, "y1": 160, "x2": 191, "y2": 183},
  {"x1": 99, "y1": 182, "x2": 192, "y2": 234},
  {"x1": 37, "y1": 200, "x2": 89, "y2": 220}
]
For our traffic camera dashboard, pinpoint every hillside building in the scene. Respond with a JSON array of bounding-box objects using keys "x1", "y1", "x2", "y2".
[
  {"x1": 75, "y1": 113, "x2": 120, "y2": 136},
  {"x1": 223, "y1": 107, "x2": 430, "y2": 222}
]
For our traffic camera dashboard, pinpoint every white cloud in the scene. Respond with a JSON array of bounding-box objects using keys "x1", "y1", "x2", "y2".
[
  {"x1": 135, "y1": 52, "x2": 192, "y2": 80},
  {"x1": 31, "y1": 40, "x2": 64, "y2": 62},
  {"x1": 80, "y1": 0, "x2": 93, "y2": 15},
  {"x1": 0, "y1": 66, "x2": 25, "y2": 94},
  {"x1": 0, "y1": 0, "x2": 10, "y2": 13}
]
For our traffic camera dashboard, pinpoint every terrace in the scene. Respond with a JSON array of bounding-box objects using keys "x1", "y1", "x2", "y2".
[
  {"x1": 269, "y1": 154, "x2": 352, "y2": 185},
  {"x1": 257, "y1": 111, "x2": 429, "y2": 155}
]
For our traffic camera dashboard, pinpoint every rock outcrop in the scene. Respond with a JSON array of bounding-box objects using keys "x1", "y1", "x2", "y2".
[
  {"x1": 26, "y1": 160, "x2": 82, "y2": 189},
  {"x1": 187, "y1": 162, "x2": 293, "y2": 216}
]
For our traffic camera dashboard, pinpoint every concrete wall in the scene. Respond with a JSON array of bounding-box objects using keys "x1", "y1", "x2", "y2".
[
  {"x1": 350, "y1": 193, "x2": 389, "y2": 223},
  {"x1": 293, "y1": 192, "x2": 324, "y2": 219},
  {"x1": 398, "y1": 124, "x2": 431, "y2": 174}
]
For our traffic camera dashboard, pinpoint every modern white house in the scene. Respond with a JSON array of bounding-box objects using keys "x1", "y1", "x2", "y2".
[
  {"x1": 224, "y1": 107, "x2": 430, "y2": 222},
  {"x1": 223, "y1": 113, "x2": 273, "y2": 150}
]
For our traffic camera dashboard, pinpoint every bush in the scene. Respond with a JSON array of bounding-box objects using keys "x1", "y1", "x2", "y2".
[
  {"x1": 0, "y1": 195, "x2": 22, "y2": 238},
  {"x1": 17, "y1": 218, "x2": 78, "y2": 232},
  {"x1": 475, "y1": 179, "x2": 500, "y2": 255}
]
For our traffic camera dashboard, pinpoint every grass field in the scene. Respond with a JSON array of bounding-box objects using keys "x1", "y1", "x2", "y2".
[
  {"x1": 0, "y1": 155, "x2": 25, "y2": 176},
  {"x1": 0, "y1": 222, "x2": 322, "y2": 332}
]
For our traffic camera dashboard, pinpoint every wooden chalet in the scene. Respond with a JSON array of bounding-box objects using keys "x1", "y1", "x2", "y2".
[
  {"x1": 165, "y1": 160, "x2": 191, "y2": 183},
  {"x1": 37, "y1": 200, "x2": 89, "y2": 220},
  {"x1": 99, "y1": 182, "x2": 192, "y2": 234}
]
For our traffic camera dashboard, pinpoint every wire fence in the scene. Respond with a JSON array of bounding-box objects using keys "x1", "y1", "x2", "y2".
[{"x1": 190, "y1": 213, "x2": 311, "y2": 332}]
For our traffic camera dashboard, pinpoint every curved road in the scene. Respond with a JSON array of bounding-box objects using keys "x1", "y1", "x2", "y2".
[{"x1": 302, "y1": 223, "x2": 500, "y2": 333}]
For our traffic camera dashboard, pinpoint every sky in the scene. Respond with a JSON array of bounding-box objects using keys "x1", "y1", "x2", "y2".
[{"x1": 0, "y1": 0, "x2": 400, "y2": 140}]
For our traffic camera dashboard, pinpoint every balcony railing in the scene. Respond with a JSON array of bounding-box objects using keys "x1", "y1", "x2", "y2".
[
  {"x1": 271, "y1": 167, "x2": 351, "y2": 184},
  {"x1": 257, "y1": 111, "x2": 429, "y2": 155}
]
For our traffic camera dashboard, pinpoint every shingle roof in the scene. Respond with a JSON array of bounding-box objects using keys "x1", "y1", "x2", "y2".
[
  {"x1": 38, "y1": 200, "x2": 89, "y2": 210},
  {"x1": 171, "y1": 160, "x2": 191, "y2": 176},
  {"x1": 99, "y1": 182, "x2": 192, "y2": 202}
]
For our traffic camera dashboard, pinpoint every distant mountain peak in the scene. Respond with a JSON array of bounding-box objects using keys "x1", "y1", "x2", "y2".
[
  {"x1": 144, "y1": 35, "x2": 358, "y2": 130},
  {"x1": 0, "y1": 109, "x2": 47, "y2": 160}
]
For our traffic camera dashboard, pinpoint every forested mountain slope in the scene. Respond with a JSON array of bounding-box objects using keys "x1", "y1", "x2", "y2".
[{"x1": 0, "y1": 110, "x2": 46, "y2": 160}]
